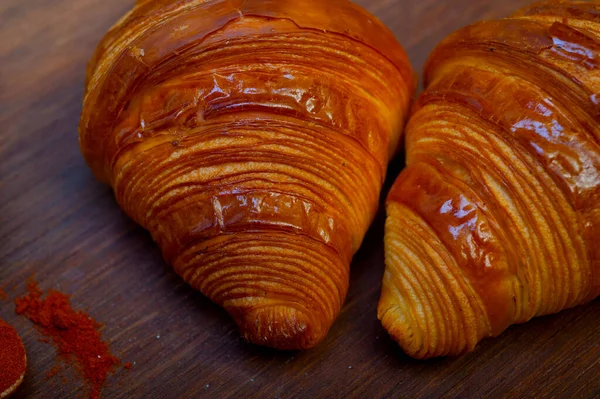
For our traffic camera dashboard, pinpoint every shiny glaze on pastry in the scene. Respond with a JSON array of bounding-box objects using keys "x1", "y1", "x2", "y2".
[
  {"x1": 80, "y1": 0, "x2": 414, "y2": 350},
  {"x1": 380, "y1": 0, "x2": 600, "y2": 359}
]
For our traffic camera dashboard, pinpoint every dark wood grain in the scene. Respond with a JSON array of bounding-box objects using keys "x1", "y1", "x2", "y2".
[{"x1": 1, "y1": 0, "x2": 598, "y2": 398}]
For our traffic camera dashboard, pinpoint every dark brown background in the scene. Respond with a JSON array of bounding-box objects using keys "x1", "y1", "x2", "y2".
[{"x1": 1, "y1": 0, "x2": 599, "y2": 398}]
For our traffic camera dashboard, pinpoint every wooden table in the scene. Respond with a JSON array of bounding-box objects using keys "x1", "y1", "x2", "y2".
[{"x1": 1, "y1": 0, "x2": 599, "y2": 398}]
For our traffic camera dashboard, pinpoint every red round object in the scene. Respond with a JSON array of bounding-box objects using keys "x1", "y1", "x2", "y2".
[{"x1": 0, "y1": 318, "x2": 26, "y2": 398}]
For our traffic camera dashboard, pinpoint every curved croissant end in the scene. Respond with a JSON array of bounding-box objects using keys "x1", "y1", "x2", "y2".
[
  {"x1": 380, "y1": 0, "x2": 600, "y2": 359},
  {"x1": 80, "y1": 0, "x2": 414, "y2": 349}
]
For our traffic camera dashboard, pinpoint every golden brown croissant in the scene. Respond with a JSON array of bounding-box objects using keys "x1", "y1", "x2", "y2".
[
  {"x1": 379, "y1": 0, "x2": 600, "y2": 359},
  {"x1": 79, "y1": 0, "x2": 414, "y2": 349}
]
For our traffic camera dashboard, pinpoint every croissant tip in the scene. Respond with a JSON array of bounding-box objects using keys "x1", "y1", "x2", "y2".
[
  {"x1": 378, "y1": 302, "x2": 425, "y2": 359},
  {"x1": 232, "y1": 304, "x2": 327, "y2": 351}
]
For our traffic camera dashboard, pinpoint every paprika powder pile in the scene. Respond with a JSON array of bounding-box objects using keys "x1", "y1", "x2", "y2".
[
  {"x1": 0, "y1": 318, "x2": 27, "y2": 398},
  {"x1": 15, "y1": 281, "x2": 121, "y2": 399}
]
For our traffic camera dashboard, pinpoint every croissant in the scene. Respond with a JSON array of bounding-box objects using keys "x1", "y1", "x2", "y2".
[
  {"x1": 79, "y1": 0, "x2": 414, "y2": 349},
  {"x1": 379, "y1": 0, "x2": 600, "y2": 359}
]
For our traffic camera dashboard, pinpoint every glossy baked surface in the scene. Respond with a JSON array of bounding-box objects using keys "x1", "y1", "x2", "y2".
[
  {"x1": 79, "y1": 0, "x2": 414, "y2": 349},
  {"x1": 380, "y1": 0, "x2": 600, "y2": 359}
]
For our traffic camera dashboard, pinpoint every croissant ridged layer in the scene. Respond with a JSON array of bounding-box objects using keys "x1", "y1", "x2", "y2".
[
  {"x1": 80, "y1": 0, "x2": 414, "y2": 349},
  {"x1": 380, "y1": 0, "x2": 600, "y2": 359}
]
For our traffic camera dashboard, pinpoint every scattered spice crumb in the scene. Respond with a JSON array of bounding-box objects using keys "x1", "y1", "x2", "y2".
[
  {"x1": 15, "y1": 281, "x2": 126, "y2": 399},
  {"x1": 124, "y1": 362, "x2": 132, "y2": 370},
  {"x1": 47, "y1": 364, "x2": 61, "y2": 379}
]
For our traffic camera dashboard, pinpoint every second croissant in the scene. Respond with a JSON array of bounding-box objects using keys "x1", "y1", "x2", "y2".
[{"x1": 380, "y1": 0, "x2": 600, "y2": 359}]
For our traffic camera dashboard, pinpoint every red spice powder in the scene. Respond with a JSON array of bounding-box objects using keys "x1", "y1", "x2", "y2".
[
  {"x1": 0, "y1": 288, "x2": 7, "y2": 301},
  {"x1": 0, "y1": 318, "x2": 26, "y2": 396},
  {"x1": 15, "y1": 281, "x2": 120, "y2": 399}
]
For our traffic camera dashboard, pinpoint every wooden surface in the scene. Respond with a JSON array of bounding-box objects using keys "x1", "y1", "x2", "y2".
[{"x1": 1, "y1": 0, "x2": 599, "y2": 398}]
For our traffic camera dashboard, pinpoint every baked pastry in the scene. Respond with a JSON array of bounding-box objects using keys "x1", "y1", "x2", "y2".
[
  {"x1": 379, "y1": 0, "x2": 600, "y2": 359},
  {"x1": 80, "y1": 0, "x2": 414, "y2": 349}
]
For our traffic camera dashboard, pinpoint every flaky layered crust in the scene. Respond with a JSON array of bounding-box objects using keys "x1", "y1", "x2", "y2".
[
  {"x1": 380, "y1": 0, "x2": 600, "y2": 359},
  {"x1": 80, "y1": 0, "x2": 414, "y2": 349}
]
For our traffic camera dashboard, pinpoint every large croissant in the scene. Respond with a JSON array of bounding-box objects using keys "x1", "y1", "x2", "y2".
[
  {"x1": 379, "y1": 0, "x2": 600, "y2": 359},
  {"x1": 79, "y1": 0, "x2": 414, "y2": 349}
]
